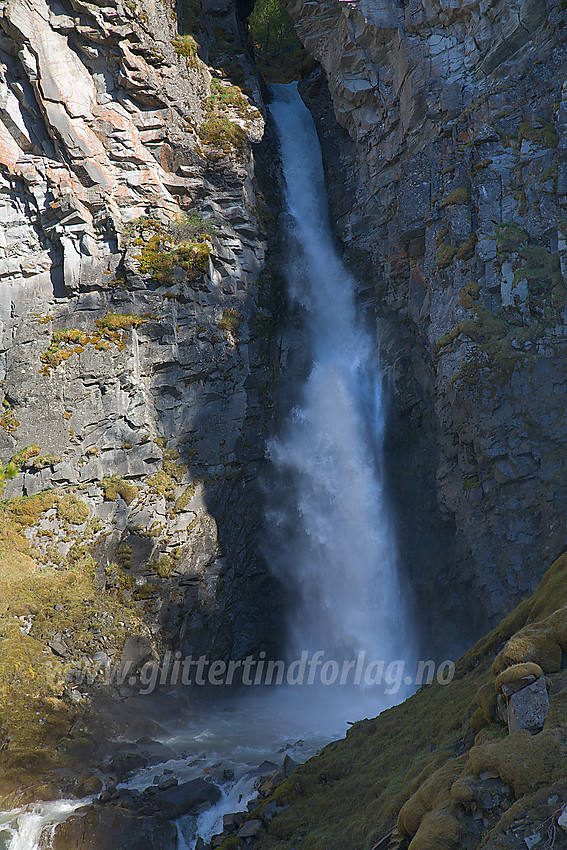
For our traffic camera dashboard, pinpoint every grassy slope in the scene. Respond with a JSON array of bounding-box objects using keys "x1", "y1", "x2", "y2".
[{"x1": 244, "y1": 552, "x2": 567, "y2": 850}]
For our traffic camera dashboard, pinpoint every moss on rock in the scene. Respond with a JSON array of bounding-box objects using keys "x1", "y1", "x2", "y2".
[
  {"x1": 397, "y1": 756, "x2": 466, "y2": 841},
  {"x1": 469, "y1": 729, "x2": 565, "y2": 796},
  {"x1": 518, "y1": 121, "x2": 559, "y2": 149},
  {"x1": 475, "y1": 680, "x2": 498, "y2": 722},
  {"x1": 442, "y1": 187, "x2": 471, "y2": 206},
  {"x1": 100, "y1": 475, "x2": 139, "y2": 505},
  {"x1": 437, "y1": 242, "x2": 458, "y2": 270},
  {"x1": 494, "y1": 662, "x2": 543, "y2": 692},
  {"x1": 0, "y1": 492, "x2": 150, "y2": 798},
  {"x1": 57, "y1": 494, "x2": 89, "y2": 525}
]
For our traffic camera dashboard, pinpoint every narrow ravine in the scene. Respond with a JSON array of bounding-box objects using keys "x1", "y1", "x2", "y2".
[{"x1": 3, "y1": 83, "x2": 414, "y2": 850}]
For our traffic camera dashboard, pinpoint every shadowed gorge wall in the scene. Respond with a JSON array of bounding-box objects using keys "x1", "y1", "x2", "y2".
[{"x1": 280, "y1": 0, "x2": 567, "y2": 652}]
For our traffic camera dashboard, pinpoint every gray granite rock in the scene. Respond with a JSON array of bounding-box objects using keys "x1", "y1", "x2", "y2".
[
  {"x1": 0, "y1": 0, "x2": 282, "y2": 682},
  {"x1": 507, "y1": 677, "x2": 550, "y2": 733}
]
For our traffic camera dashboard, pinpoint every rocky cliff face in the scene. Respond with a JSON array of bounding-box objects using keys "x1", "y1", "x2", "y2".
[
  {"x1": 283, "y1": 0, "x2": 567, "y2": 649},
  {"x1": 0, "y1": 0, "x2": 284, "y2": 786}
]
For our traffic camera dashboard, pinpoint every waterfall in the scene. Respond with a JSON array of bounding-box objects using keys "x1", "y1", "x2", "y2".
[
  {"x1": 266, "y1": 84, "x2": 413, "y2": 692},
  {"x1": 1, "y1": 81, "x2": 417, "y2": 850}
]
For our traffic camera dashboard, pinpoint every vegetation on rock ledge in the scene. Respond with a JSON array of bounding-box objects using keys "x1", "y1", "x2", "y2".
[
  {"x1": 129, "y1": 213, "x2": 214, "y2": 284},
  {"x1": 39, "y1": 314, "x2": 149, "y2": 374},
  {"x1": 249, "y1": 0, "x2": 309, "y2": 82},
  {"x1": 0, "y1": 490, "x2": 148, "y2": 800}
]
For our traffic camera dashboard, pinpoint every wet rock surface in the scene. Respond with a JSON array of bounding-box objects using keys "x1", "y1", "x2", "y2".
[
  {"x1": 49, "y1": 805, "x2": 177, "y2": 850},
  {"x1": 45, "y1": 749, "x2": 297, "y2": 850}
]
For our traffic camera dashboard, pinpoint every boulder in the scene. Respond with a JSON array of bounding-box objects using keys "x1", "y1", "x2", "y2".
[
  {"x1": 156, "y1": 777, "x2": 178, "y2": 791},
  {"x1": 257, "y1": 755, "x2": 298, "y2": 797},
  {"x1": 119, "y1": 636, "x2": 154, "y2": 674},
  {"x1": 282, "y1": 755, "x2": 298, "y2": 777},
  {"x1": 257, "y1": 768, "x2": 285, "y2": 797},
  {"x1": 75, "y1": 775, "x2": 103, "y2": 797},
  {"x1": 507, "y1": 677, "x2": 549, "y2": 734},
  {"x1": 494, "y1": 662, "x2": 544, "y2": 692},
  {"x1": 223, "y1": 811, "x2": 245, "y2": 832},
  {"x1": 50, "y1": 807, "x2": 176, "y2": 850},
  {"x1": 237, "y1": 819, "x2": 263, "y2": 839},
  {"x1": 152, "y1": 778, "x2": 221, "y2": 818}
]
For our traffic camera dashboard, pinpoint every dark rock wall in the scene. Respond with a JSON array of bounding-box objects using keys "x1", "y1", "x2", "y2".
[{"x1": 283, "y1": 0, "x2": 567, "y2": 652}]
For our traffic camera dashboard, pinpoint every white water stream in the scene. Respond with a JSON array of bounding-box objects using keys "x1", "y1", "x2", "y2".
[
  {"x1": 4, "y1": 83, "x2": 414, "y2": 850},
  {"x1": 265, "y1": 84, "x2": 411, "y2": 669}
]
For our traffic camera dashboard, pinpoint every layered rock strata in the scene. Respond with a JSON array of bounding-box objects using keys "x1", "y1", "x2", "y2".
[{"x1": 0, "y1": 0, "x2": 282, "y2": 786}]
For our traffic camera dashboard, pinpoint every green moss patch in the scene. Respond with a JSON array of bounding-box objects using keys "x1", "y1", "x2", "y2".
[
  {"x1": 457, "y1": 280, "x2": 480, "y2": 309},
  {"x1": 218, "y1": 308, "x2": 241, "y2": 336},
  {"x1": 174, "y1": 484, "x2": 196, "y2": 514},
  {"x1": 198, "y1": 113, "x2": 248, "y2": 160},
  {"x1": 129, "y1": 214, "x2": 213, "y2": 285},
  {"x1": 436, "y1": 232, "x2": 477, "y2": 271},
  {"x1": 40, "y1": 314, "x2": 149, "y2": 374},
  {"x1": 197, "y1": 78, "x2": 258, "y2": 161},
  {"x1": 0, "y1": 493, "x2": 147, "y2": 798},
  {"x1": 0, "y1": 403, "x2": 20, "y2": 435},
  {"x1": 518, "y1": 121, "x2": 559, "y2": 149},
  {"x1": 434, "y1": 298, "x2": 548, "y2": 389},
  {"x1": 496, "y1": 222, "x2": 528, "y2": 254},
  {"x1": 442, "y1": 187, "x2": 471, "y2": 206},
  {"x1": 99, "y1": 475, "x2": 139, "y2": 505},
  {"x1": 456, "y1": 233, "x2": 477, "y2": 261},
  {"x1": 147, "y1": 469, "x2": 176, "y2": 502},
  {"x1": 57, "y1": 494, "x2": 89, "y2": 525},
  {"x1": 172, "y1": 33, "x2": 198, "y2": 63},
  {"x1": 95, "y1": 313, "x2": 145, "y2": 332}
]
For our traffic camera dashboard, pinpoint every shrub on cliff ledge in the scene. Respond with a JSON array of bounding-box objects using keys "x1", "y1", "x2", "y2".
[
  {"x1": 130, "y1": 213, "x2": 213, "y2": 284},
  {"x1": 172, "y1": 34, "x2": 198, "y2": 63},
  {"x1": 198, "y1": 113, "x2": 247, "y2": 159}
]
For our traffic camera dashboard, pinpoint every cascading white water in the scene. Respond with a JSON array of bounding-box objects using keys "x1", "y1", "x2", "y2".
[
  {"x1": 266, "y1": 83, "x2": 412, "y2": 678},
  {"x1": 3, "y1": 81, "x2": 416, "y2": 850}
]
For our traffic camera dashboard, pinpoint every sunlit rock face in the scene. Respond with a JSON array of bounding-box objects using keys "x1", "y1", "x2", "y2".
[
  {"x1": 0, "y1": 0, "x2": 281, "y2": 665},
  {"x1": 283, "y1": 0, "x2": 567, "y2": 648}
]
